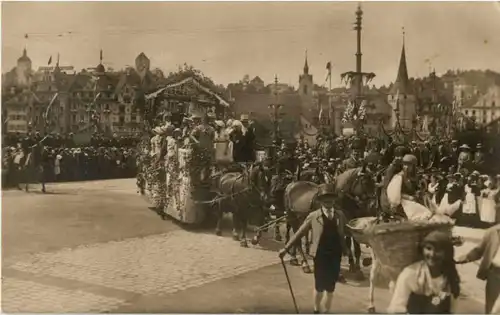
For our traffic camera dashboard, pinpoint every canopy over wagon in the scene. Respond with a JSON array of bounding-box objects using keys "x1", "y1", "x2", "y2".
[{"x1": 143, "y1": 72, "x2": 230, "y2": 128}]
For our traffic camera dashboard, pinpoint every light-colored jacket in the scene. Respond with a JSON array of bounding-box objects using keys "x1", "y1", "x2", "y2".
[
  {"x1": 464, "y1": 224, "x2": 500, "y2": 280},
  {"x1": 284, "y1": 208, "x2": 350, "y2": 257}
]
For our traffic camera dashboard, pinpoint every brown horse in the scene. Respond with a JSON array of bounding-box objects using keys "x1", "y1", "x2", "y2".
[
  {"x1": 333, "y1": 166, "x2": 377, "y2": 278},
  {"x1": 282, "y1": 167, "x2": 375, "y2": 274},
  {"x1": 19, "y1": 146, "x2": 47, "y2": 193},
  {"x1": 212, "y1": 163, "x2": 270, "y2": 247},
  {"x1": 282, "y1": 180, "x2": 319, "y2": 271}
]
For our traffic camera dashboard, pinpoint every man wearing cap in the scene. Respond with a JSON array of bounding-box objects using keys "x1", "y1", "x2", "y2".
[
  {"x1": 457, "y1": 144, "x2": 472, "y2": 172},
  {"x1": 474, "y1": 143, "x2": 486, "y2": 174},
  {"x1": 239, "y1": 114, "x2": 256, "y2": 162},
  {"x1": 456, "y1": 224, "x2": 500, "y2": 314},
  {"x1": 341, "y1": 148, "x2": 363, "y2": 172},
  {"x1": 279, "y1": 184, "x2": 350, "y2": 314}
]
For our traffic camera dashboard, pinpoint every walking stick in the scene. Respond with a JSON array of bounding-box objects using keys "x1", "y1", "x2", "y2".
[{"x1": 280, "y1": 256, "x2": 299, "y2": 314}]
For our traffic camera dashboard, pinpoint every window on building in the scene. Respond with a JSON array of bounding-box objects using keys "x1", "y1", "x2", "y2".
[
  {"x1": 465, "y1": 110, "x2": 469, "y2": 115},
  {"x1": 493, "y1": 101, "x2": 496, "y2": 107},
  {"x1": 303, "y1": 85, "x2": 308, "y2": 95},
  {"x1": 119, "y1": 116, "x2": 125, "y2": 124},
  {"x1": 484, "y1": 110, "x2": 487, "y2": 116},
  {"x1": 483, "y1": 118, "x2": 487, "y2": 123},
  {"x1": 472, "y1": 110, "x2": 476, "y2": 116}
]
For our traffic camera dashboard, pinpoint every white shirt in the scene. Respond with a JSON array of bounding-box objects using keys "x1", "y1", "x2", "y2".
[
  {"x1": 321, "y1": 206, "x2": 334, "y2": 220},
  {"x1": 388, "y1": 261, "x2": 456, "y2": 314}
]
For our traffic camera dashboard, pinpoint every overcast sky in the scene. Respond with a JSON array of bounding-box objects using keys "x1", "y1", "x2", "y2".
[{"x1": 2, "y1": 1, "x2": 500, "y2": 88}]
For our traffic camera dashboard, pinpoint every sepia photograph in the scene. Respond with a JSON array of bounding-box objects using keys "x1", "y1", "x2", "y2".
[{"x1": 1, "y1": 1, "x2": 500, "y2": 313}]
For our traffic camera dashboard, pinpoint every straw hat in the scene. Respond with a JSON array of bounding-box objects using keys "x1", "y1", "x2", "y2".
[
  {"x1": 402, "y1": 154, "x2": 418, "y2": 165},
  {"x1": 460, "y1": 144, "x2": 471, "y2": 150}
]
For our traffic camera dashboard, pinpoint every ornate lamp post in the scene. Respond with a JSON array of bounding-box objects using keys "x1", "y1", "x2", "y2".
[{"x1": 268, "y1": 74, "x2": 284, "y2": 163}]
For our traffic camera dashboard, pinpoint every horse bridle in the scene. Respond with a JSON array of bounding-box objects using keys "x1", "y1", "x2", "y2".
[{"x1": 229, "y1": 164, "x2": 269, "y2": 209}]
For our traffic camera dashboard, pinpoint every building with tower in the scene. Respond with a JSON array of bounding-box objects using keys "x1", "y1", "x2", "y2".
[
  {"x1": 388, "y1": 32, "x2": 416, "y2": 130},
  {"x1": 15, "y1": 48, "x2": 32, "y2": 87},
  {"x1": 298, "y1": 51, "x2": 314, "y2": 109}
]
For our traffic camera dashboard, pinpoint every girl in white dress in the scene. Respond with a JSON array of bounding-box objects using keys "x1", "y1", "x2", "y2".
[
  {"x1": 479, "y1": 175, "x2": 499, "y2": 226},
  {"x1": 461, "y1": 173, "x2": 480, "y2": 227}
]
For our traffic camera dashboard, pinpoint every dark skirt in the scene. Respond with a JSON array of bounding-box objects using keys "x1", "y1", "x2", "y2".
[
  {"x1": 313, "y1": 254, "x2": 342, "y2": 292},
  {"x1": 407, "y1": 292, "x2": 451, "y2": 314}
]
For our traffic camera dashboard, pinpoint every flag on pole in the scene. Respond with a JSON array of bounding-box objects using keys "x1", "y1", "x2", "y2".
[
  {"x1": 100, "y1": 49, "x2": 103, "y2": 62},
  {"x1": 24, "y1": 34, "x2": 28, "y2": 39},
  {"x1": 43, "y1": 93, "x2": 59, "y2": 122},
  {"x1": 47, "y1": 56, "x2": 52, "y2": 65},
  {"x1": 325, "y1": 62, "x2": 332, "y2": 83}
]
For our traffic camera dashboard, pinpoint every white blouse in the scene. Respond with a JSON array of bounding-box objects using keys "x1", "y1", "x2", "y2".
[{"x1": 388, "y1": 261, "x2": 456, "y2": 314}]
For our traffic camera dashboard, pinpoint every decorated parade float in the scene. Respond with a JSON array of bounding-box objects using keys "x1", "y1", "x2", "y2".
[{"x1": 135, "y1": 65, "x2": 230, "y2": 226}]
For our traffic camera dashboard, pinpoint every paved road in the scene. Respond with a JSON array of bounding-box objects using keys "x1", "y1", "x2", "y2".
[{"x1": 1, "y1": 179, "x2": 487, "y2": 313}]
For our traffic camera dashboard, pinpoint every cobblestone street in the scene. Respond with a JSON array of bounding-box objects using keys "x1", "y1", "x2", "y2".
[{"x1": 1, "y1": 179, "x2": 487, "y2": 313}]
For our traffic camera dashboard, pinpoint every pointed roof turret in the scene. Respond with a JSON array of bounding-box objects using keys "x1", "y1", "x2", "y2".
[
  {"x1": 17, "y1": 48, "x2": 31, "y2": 63},
  {"x1": 303, "y1": 49, "x2": 309, "y2": 74},
  {"x1": 95, "y1": 49, "x2": 105, "y2": 73},
  {"x1": 390, "y1": 28, "x2": 411, "y2": 95}
]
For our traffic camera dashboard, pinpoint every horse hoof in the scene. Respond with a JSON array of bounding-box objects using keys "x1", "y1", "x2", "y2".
[
  {"x1": 240, "y1": 240, "x2": 249, "y2": 248},
  {"x1": 289, "y1": 258, "x2": 300, "y2": 266},
  {"x1": 302, "y1": 266, "x2": 312, "y2": 274},
  {"x1": 367, "y1": 307, "x2": 376, "y2": 314},
  {"x1": 215, "y1": 230, "x2": 222, "y2": 236},
  {"x1": 338, "y1": 274, "x2": 347, "y2": 284},
  {"x1": 251, "y1": 237, "x2": 259, "y2": 246}
]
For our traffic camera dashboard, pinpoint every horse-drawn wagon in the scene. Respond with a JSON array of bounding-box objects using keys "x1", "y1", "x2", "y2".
[{"x1": 138, "y1": 71, "x2": 231, "y2": 226}]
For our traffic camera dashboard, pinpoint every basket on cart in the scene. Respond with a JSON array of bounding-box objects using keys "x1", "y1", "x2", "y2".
[
  {"x1": 369, "y1": 220, "x2": 453, "y2": 280},
  {"x1": 346, "y1": 217, "x2": 377, "y2": 245}
]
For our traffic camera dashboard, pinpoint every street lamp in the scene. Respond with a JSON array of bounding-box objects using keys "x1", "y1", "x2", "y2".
[{"x1": 268, "y1": 74, "x2": 284, "y2": 164}]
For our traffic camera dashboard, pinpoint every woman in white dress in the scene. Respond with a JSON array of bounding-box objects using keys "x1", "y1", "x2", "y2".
[
  {"x1": 437, "y1": 174, "x2": 463, "y2": 218},
  {"x1": 387, "y1": 154, "x2": 433, "y2": 220},
  {"x1": 479, "y1": 175, "x2": 499, "y2": 227},
  {"x1": 149, "y1": 125, "x2": 167, "y2": 211},
  {"x1": 214, "y1": 120, "x2": 233, "y2": 166},
  {"x1": 461, "y1": 173, "x2": 481, "y2": 227}
]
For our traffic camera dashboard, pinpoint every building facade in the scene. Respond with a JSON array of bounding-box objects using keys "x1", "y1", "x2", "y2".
[
  {"x1": 458, "y1": 85, "x2": 500, "y2": 125},
  {"x1": 1, "y1": 50, "x2": 160, "y2": 136}
]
